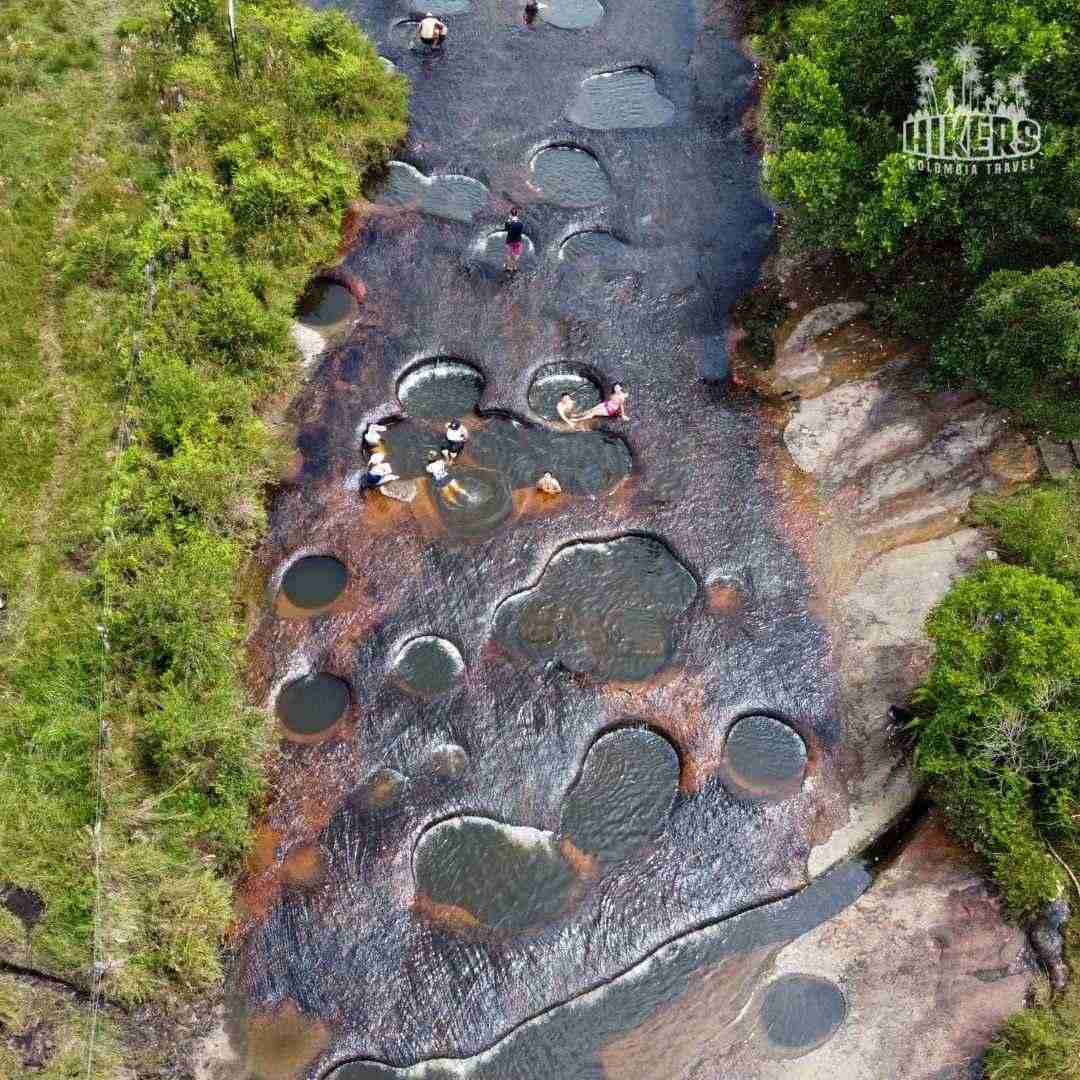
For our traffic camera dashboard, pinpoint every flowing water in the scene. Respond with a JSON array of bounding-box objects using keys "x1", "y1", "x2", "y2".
[{"x1": 233, "y1": 0, "x2": 851, "y2": 1075}]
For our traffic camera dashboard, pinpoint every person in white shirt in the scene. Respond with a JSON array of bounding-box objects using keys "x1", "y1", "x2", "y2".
[
  {"x1": 556, "y1": 394, "x2": 578, "y2": 425},
  {"x1": 415, "y1": 14, "x2": 447, "y2": 49},
  {"x1": 425, "y1": 453, "x2": 454, "y2": 489},
  {"x1": 537, "y1": 471, "x2": 562, "y2": 495},
  {"x1": 442, "y1": 419, "x2": 469, "y2": 460},
  {"x1": 363, "y1": 422, "x2": 388, "y2": 453},
  {"x1": 363, "y1": 456, "x2": 399, "y2": 491}
]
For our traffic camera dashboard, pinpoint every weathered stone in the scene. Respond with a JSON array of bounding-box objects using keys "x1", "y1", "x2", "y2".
[
  {"x1": 771, "y1": 302, "x2": 869, "y2": 394},
  {"x1": 988, "y1": 436, "x2": 1040, "y2": 485},
  {"x1": 784, "y1": 377, "x2": 891, "y2": 476},
  {"x1": 1071, "y1": 441, "x2": 1080, "y2": 466},
  {"x1": 781, "y1": 302, "x2": 867, "y2": 357},
  {"x1": 376, "y1": 478, "x2": 421, "y2": 503},
  {"x1": 1038, "y1": 438, "x2": 1077, "y2": 480},
  {"x1": 851, "y1": 411, "x2": 1006, "y2": 517},
  {"x1": 723, "y1": 815, "x2": 1034, "y2": 1078},
  {"x1": 290, "y1": 321, "x2": 327, "y2": 368},
  {"x1": 812, "y1": 530, "x2": 988, "y2": 875}
]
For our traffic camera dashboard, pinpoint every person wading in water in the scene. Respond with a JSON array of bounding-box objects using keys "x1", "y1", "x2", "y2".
[
  {"x1": 415, "y1": 13, "x2": 447, "y2": 50},
  {"x1": 567, "y1": 383, "x2": 629, "y2": 425},
  {"x1": 504, "y1": 207, "x2": 525, "y2": 272}
]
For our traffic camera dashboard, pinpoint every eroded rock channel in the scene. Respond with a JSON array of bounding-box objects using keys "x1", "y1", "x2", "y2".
[{"x1": 225, "y1": 0, "x2": 1030, "y2": 1077}]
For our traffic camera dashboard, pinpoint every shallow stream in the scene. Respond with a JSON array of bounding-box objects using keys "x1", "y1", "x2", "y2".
[{"x1": 233, "y1": 0, "x2": 848, "y2": 1075}]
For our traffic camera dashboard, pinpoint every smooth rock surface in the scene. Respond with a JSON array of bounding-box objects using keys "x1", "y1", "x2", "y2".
[
  {"x1": 812, "y1": 530, "x2": 988, "y2": 875},
  {"x1": 724, "y1": 814, "x2": 1034, "y2": 1078}
]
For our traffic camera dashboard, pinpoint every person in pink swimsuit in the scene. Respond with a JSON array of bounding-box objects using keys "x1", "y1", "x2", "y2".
[{"x1": 567, "y1": 383, "x2": 629, "y2": 425}]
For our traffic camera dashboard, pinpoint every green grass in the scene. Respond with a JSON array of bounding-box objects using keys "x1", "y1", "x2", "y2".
[{"x1": 0, "y1": 0, "x2": 406, "y2": 1014}]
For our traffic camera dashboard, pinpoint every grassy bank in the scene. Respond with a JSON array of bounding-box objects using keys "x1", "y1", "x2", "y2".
[{"x1": 0, "y1": 0, "x2": 405, "y2": 1042}]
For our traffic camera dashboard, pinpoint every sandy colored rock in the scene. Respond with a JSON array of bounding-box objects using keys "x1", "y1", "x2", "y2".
[
  {"x1": 290, "y1": 321, "x2": 327, "y2": 369},
  {"x1": 811, "y1": 530, "x2": 988, "y2": 875},
  {"x1": 717, "y1": 814, "x2": 1034, "y2": 1079}
]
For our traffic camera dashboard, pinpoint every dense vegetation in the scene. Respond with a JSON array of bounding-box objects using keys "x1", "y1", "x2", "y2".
[
  {"x1": 754, "y1": 0, "x2": 1080, "y2": 436},
  {"x1": 909, "y1": 478, "x2": 1080, "y2": 1077},
  {"x1": 0, "y1": 0, "x2": 405, "y2": 1039}
]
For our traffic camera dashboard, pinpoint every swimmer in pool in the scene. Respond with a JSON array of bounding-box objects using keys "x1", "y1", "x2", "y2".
[
  {"x1": 556, "y1": 393, "x2": 578, "y2": 425},
  {"x1": 426, "y1": 451, "x2": 465, "y2": 501},
  {"x1": 442, "y1": 418, "x2": 469, "y2": 460},
  {"x1": 363, "y1": 457, "x2": 399, "y2": 491},
  {"x1": 415, "y1": 14, "x2": 447, "y2": 49},
  {"x1": 537, "y1": 471, "x2": 562, "y2": 495},
  {"x1": 567, "y1": 383, "x2": 629, "y2": 425}
]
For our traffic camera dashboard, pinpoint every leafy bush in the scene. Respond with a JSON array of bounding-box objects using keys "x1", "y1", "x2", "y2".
[
  {"x1": 912, "y1": 563, "x2": 1080, "y2": 913},
  {"x1": 931, "y1": 263, "x2": 1080, "y2": 437},
  {"x1": 972, "y1": 477, "x2": 1080, "y2": 594}
]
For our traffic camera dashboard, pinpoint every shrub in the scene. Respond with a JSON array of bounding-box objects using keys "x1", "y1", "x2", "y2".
[
  {"x1": 912, "y1": 563, "x2": 1080, "y2": 913},
  {"x1": 930, "y1": 263, "x2": 1080, "y2": 437},
  {"x1": 972, "y1": 477, "x2": 1080, "y2": 595}
]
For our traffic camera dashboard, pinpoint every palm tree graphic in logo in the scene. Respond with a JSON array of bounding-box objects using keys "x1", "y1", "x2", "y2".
[{"x1": 904, "y1": 42, "x2": 1040, "y2": 165}]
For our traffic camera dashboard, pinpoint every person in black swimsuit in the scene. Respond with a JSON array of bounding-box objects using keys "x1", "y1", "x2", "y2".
[{"x1": 504, "y1": 208, "x2": 525, "y2": 271}]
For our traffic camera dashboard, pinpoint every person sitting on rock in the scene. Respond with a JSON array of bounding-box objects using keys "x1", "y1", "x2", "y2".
[
  {"x1": 567, "y1": 383, "x2": 629, "y2": 425},
  {"x1": 363, "y1": 453, "x2": 399, "y2": 492},
  {"x1": 556, "y1": 394, "x2": 578, "y2": 425},
  {"x1": 415, "y1": 14, "x2": 447, "y2": 49},
  {"x1": 537, "y1": 471, "x2": 562, "y2": 495},
  {"x1": 442, "y1": 419, "x2": 469, "y2": 460}
]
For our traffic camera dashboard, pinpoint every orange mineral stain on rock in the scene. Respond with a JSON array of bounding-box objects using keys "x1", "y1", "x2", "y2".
[
  {"x1": 282, "y1": 844, "x2": 327, "y2": 890},
  {"x1": 245, "y1": 999, "x2": 330, "y2": 1080}
]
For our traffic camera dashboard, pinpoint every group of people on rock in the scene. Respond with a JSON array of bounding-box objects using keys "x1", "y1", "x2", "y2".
[
  {"x1": 360, "y1": 418, "x2": 473, "y2": 494},
  {"x1": 413, "y1": 1, "x2": 539, "y2": 51},
  {"x1": 359, "y1": 383, "x2": 630, "y2": 500}
]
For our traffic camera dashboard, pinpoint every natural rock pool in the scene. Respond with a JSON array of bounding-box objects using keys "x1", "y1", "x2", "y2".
[{"x1": 225, "y1": 0, "x2": 896, "y2": 1074}]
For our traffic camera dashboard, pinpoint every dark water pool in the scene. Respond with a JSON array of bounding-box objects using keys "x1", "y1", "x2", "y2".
[
  {"x1": 530, "y1": 145, "x2": 610, "y2": 205},
  {"x1": 560, "y1": 728, "x2": 679, "y2": 863},
  {"x1": 295, "y1": 279, "x2": 358, "y2": 331},
  {"x1": 280, "y1": 555, "x2": 348, "y2": 611},
  {"x1": 759, "y1": 974, "x2": 846, "y2": 1056},
  {"x1": 392, "y1": 636, "x2": 465, "y2": 698},
  {"x1": 493, "y1": 535, "x2": 697, "y2": 680},
  {"x1": 541, "y1": 0, "x2": 604, "y2": 28},
  {"x1": 397, "y1": 359, "x2": 485, "y2": 419},
  {"x1": 380, "y1": 161, "x2": 489, "y2": 224},
  {"x1": 722, "y1": 714, "x2": 808, "y2": 800},
  {"x1": 414, "y1": 816, "x2": 575, "y2": 931},
  {"x1": 275, "y1": 674, "x2": 350, "y2": 737},
  {"x1": 567, "y1": 68, "x2": 676, "y2": 129},
  {"x1": 433, "y1": 465, "x2": 516, "y2": 537},
  {"x1": 528, "y1": 363, "x2": 602, "y2": 420},
  {"x1": 558, "y1": 229, "x2": 629, "y2": 266}
]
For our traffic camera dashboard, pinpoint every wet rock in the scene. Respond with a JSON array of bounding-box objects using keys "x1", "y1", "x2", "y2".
[
  {"x1": 426, "y1": 742, "x2": 469, "y2": 779},
  {"x1": 1027, "y1": 898, "x2": 1071, "y2": 990},
  {"x1": 376, "y1": 478, "x2": 421, "y2": 503},
  {"x1": 379, "y1": 162, "x2": 489, "y2": 223},
  {"x1": 724, "y1": 814, "x2": 1035, "y2": 1078},
  {"x1": 813, "y1": 530, "x2": 988, "y2": 874},
  {"x1": 1037, "y1": 438, "x2": 1078, "y2": 480},
  {"x1": 773, "y1": 302, "x2": 866, "y2": 392}
]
